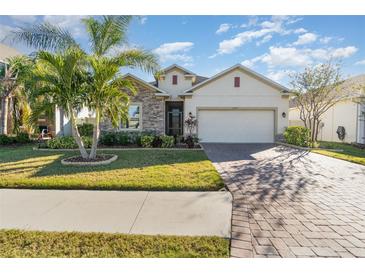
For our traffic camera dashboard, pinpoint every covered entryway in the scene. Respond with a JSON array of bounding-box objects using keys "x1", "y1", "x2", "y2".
[{"x1": 198, "y1": 109, "x2": 275, "y2": 143}]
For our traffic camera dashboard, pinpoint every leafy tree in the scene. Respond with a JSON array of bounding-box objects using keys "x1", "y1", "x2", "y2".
[{"x1": 290, "y1": 62, "x2": 347, "y2": 144}]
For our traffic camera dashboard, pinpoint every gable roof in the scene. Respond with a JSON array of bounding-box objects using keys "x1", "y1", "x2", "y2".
[
  {"x1": 122, "y1": 73, "x2": 169, "y2": 96},
  {"x1": 160, "y1": 64, "x2": 197, "y2": 76},
  {"x1": 182, "y1": 64, "x2": 290, "y2": 95}
]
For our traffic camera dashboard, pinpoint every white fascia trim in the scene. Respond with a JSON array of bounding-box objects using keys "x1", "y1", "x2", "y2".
[
  {"x1": 122, "y1": 73, "x2": 169, "y2": 95},
  {"x1": 180, "y1": 64, "x2": 290, "y2": 95},
  {"x1": 160, "y1": 64, "x2": 197, "y2": 76}
]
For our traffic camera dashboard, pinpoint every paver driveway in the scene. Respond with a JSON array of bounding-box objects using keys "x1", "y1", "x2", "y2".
[{"x1": 203, "y1": 143, "x2": 365, "y2": 258}]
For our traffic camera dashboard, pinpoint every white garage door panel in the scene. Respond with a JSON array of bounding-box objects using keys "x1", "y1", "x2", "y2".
[{"x1": 198, "y1": 110, "x2": 274, "y2": 143}]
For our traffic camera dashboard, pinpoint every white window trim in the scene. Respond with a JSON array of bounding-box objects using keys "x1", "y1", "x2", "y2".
[{"x1": 119, "y1": 102, "x2": 143, "y2": 131}]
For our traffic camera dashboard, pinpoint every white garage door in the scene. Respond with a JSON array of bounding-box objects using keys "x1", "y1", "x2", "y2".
[{"x1": 198, "y1": 109, "x2": 275, "y2": 143}]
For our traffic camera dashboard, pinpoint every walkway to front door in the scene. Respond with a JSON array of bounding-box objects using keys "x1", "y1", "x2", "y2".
[{"x1": 203, "y1": 143, "x2": 365, "y2": 258}]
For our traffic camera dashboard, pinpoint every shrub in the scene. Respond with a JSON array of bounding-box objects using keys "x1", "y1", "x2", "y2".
[
  {"x1": 47, "y1": 136, "x2": 92, "y2": 149},
  {"x1": 283, "y1": 126, "x2": 310, "y2": 147},
  {"x1": 99, "y1": 132, "x2": 117, "y2": 146},
  {"x1": 99, "y1": 131, "x2": 138, "y2": 146},
  {"x1": 15, "y1": 132, "x2": 31, "y2": 143},
  {"x1": 161, "y1": 135, "x2": 174, "y2": 148},
  {"x1": 141, "y1": 135, "x2": 154, "y2": 148},
  {"x1": 0, "y1": 134, "x2": 14, "y2": 145},
  {"x1": 77, "y1": 123, "x2": 94, "y2": 137},
  {"x1": 151, "y1": 135, "x2": 162, "y2": 148}
]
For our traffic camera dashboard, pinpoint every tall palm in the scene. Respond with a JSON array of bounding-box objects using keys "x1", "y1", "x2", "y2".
[
  {"x1": 31, "y1": 48, "x2": 89, "y2": 158},
  {"x1": 83, "y1": 16, "x2": 159, "y2": 158},
  {"x1": 0, "y1": 56, "x2": 33, "y2": 135}
]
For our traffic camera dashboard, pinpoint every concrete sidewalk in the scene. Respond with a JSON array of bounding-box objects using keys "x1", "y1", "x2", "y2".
[{"x1": 0, "y1": 189, "x2": 232, "y2": 237}]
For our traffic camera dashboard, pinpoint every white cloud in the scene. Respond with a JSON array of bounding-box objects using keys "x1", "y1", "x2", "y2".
[
  {"x1": 153, "y1": 42, "x2": 194, "y2": 63},
  {"x1": 319, "y1": 36, "x2": 332, "y2": 44},
  {"x1": 216, "y1": 23, "x2": 231, "y2": 34},
  {"x1": 256, "y1": 34, "x2": 272, "y2": 46},
  {"x1": 241, "y1": 16, "x2": 259, "y2": 28},
  {"x1": 331, "y1": 46, "x2": 358, "y2": 58},
  {"x1": 355, "y1": 59, "x2": 365, "y2": 65},
  {"x1": 140, "y1": 16, "x2": 148, "y2": 25},
  {"x1": 294, "y1": 28, "x2": 307, "y2": 34},
  {"x1": 43, "y1": 15, "x2": 88, "y2": 37},
  {"x1": 241, "y1": 55, "x2": 265, "y2": 68},
  {"x1": 267, "y1": 70, "x2": 294, "y2": 82},
  {"x1": 262, "y1": 47, "x2": 312, "y2": 67},
  {"x1": 245, "y1": 45, "x2": 358, "y2": 69},
  {"x1": 293, "y1": 32, "x2": 317, "y2": 45},
  {"x1": 213, "y1": 16, "x2": 302, "y2": 56}
]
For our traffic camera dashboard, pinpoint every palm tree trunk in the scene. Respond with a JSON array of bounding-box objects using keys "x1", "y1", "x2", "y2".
[
  {"x1": 0, "y1": 96, "x2": 9, "y2": 135},
  {"x1": 89, "y1": 109, "x2": 100, "y2": 159},
  {"x1": 69, "y1": 108, "x2": 89, "y2": 159}
]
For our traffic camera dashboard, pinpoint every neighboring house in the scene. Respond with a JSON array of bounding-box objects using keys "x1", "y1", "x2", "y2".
[
  {"x1": 56, "y1": 64, "x2": 290, "y2": 143},
  {"x1": 289, "y1": 74, "x2": 365, "y2": 144}
]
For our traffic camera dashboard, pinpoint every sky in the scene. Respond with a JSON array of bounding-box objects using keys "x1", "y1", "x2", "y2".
[{"x1": 1, "y1": 15, "x2": 364, "y2": 86}]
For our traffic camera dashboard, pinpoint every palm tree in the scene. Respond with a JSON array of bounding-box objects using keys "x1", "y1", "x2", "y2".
[
  {"x1": 30, "y1": 48, "x2": 89, "y2": 158},
  {"x1": 14, "y1": 16, "x2": 159, "y2": 159},
  {"x1": 0, "y1": 56, "x2": 33, "y2": 135},
  {"x1": 83, "y1": 16, "x2": 159, "y2": 158}
]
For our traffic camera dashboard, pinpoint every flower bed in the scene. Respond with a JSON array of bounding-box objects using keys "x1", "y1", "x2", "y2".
[{"x1": 61, "y1": 154, "x2": 118, "y2": 166}]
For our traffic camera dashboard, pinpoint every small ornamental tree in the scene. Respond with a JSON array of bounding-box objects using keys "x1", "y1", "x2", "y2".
[
  {"x1": 290, "y1": 62, "x2": 349, "y2": 145},
  {"x1": 184, "y1": 112, "x2": 197, "y2": 148}
]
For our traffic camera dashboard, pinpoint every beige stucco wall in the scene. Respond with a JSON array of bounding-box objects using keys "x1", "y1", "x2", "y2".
[
  {"x1": 158, "y1": 68, "x2": 193, "y2": 99},
  {"x1": 184, "y1": 68, "x2": 289, "y2": 136},
  {"x1": 0, "y1": 43, "x2": 21, "y2": 61},
  {"x1": 289, "y1": 100, "x2": 359, "y2": 143}
]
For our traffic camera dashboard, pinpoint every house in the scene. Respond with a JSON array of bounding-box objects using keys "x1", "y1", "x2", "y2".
[
  {"x1": 289, "y1": 74, "x2": 365, "y2": 144},
  {"x1": 56, "y1": 64, "x2": 290, "y2": 143}
]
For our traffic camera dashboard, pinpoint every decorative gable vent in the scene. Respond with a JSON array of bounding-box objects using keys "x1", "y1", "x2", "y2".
[
  {"x1": 234, "y1": 77, "x2": 240, "y2": 87},
  {"x1": 172, "y1": 75, "x2": 178, "y2": 85}
]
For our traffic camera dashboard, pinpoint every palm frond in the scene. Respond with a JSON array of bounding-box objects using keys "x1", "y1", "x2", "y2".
[
  {"x1": 12, "y1": 22, "x2": 78, "y2": 51},
  {"x1": 113, "y1": 49, "x2": 160, "y2": 74},
  {"x1": 83, "y1": 16, "x2": 132, "y2": 56}
]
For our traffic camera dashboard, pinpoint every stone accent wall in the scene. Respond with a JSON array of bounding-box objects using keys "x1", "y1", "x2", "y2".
[{"x1": 100, "y1": 82, "x2": 165, "y2": 134}]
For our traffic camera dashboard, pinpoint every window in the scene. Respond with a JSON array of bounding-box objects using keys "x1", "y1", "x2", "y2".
[
  {"x1": 172, "y1": 75, "x2": 178, "y2": 85},
  {"x1": 120, "y1": 104, "x2": 141, "y2": 130},
  {"x1": 0, "y1": 62, "x2": 6, "y2": 78},
  {"x1": 234, "y1": 77, "x2": 240, "y2": 87}
]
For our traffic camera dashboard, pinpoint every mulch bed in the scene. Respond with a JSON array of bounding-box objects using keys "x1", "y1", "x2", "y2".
[{"x1": 63, "y1": 154, "x2": 115, "y2": 163}]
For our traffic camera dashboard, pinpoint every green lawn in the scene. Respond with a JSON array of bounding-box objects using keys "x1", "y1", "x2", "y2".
[
  {"x1": 312, "y1": 141, "x2": 365, "y2": 165},
  {"x1": 0, "y1": 229, "x2": 229, "y2": 258},
  {"x1": 0, "y1": 146, "x2": 223, "y2": 190}
]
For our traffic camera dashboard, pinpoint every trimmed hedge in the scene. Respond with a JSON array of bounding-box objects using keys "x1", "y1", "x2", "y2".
[
  {"x1": 0, "y1": 133, "x2": 31, "y2": 145},
  {"x1": 283, "y1": 126, "x2": 310, "y2": 147},
  {"x1": 47, "y1": 136, "x2": 92, "y2": 149}
]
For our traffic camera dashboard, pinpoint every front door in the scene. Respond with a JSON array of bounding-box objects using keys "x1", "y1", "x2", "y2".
[{"x1": 166, "y1": 101, "x2": 183, "y2": 136}]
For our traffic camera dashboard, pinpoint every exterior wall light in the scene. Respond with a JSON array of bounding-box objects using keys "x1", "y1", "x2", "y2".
[{"x1": 282, "y1": 112, "x2": 286, "y2": 118}]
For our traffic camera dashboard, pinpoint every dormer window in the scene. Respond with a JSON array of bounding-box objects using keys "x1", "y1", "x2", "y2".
[
  {"x1": 172, "y1": 75, "x2": 178, "y2": 85},
  {"x1": 234, "y1": 77, "x2": 240, "y2": 87}
]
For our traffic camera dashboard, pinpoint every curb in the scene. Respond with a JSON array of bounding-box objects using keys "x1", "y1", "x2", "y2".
[{"x1": 275, "y1": 142, "x2": 311, "y2": 151}]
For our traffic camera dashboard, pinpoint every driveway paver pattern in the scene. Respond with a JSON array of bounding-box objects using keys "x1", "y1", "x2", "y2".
[{"x1": 203, "y1": 143, "x2": 365, "y2": 258}]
